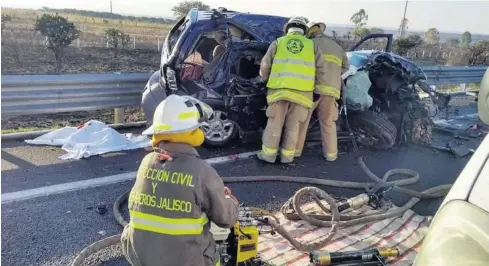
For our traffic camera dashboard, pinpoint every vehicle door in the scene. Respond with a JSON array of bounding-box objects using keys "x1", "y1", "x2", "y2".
[{"x1": 349, "y1": 33, "x2": 394, "y2": 52}]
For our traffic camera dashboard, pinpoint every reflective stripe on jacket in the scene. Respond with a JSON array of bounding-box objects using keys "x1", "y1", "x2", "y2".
[
  {"x1": 121, "y1": 142, "x2": 238, "y2": 266},
  {"x1": 266, "y1": 88, "x2": 313, "y2": 108},
  {"x1": 267, "y1": 33, "x2": 316, "y2": 92},
  {"x1": 311, "y1": 33, "x2": 349, "y2": 99}
]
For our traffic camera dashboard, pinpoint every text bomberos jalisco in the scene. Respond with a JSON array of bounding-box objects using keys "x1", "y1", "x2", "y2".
[{"x1": 129, "y1": 167, "x2": 195, "y2": 213}]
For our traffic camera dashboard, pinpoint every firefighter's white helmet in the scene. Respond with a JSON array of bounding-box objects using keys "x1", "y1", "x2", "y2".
[
  {"x1": 283, "y1": 17, "x2": 308, "y2": 33},
  {"x1": 142, "y1": 94, "x2": 213, "y2": 135},
  {"x1": 307, "y1": 21, "x2": 326, "y2": 33}
]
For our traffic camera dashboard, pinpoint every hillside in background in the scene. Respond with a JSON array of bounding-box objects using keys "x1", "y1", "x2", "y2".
[
  {"x1": 324, "y1": 25, "x2": 489, "y2": 44},
  {"x1": 36, "y1": 7, "x2": 176, "y2": 24},
  {"x1": 1, "y1": 6, "x2": 488, "y2": 76},
  {"x1": 3, "y1": 6, "x2": 489, "y2": 43}
]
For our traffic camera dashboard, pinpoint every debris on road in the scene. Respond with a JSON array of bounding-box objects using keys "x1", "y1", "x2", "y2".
[
  {"x1": 433, "y1": 122, "x2": 487, "y2": 142},
  {"x1": 95, "y1": 203, "x2": 108, "y2": 215},
  {"x1": 97, "y1": 231, "x2": 107, "y2": 236},
  {"x1": 452, "y1": 134, "x2": 470, "y2": 141},
  {"x1": 431, "y1": 143, "x2": 475, "y2": 157},
  {"x1": 448, "y1": 142, "x2": 473, "y2": 157}
]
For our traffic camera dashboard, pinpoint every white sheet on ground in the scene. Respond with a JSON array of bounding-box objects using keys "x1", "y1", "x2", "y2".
[{"x1": 25, "y1": 120, "x2": 151, "y2": 160}]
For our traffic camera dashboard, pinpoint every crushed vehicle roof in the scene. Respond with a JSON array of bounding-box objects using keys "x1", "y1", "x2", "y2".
[
  {"x1": 192, "y1": 9, "x2": 289, "y2": 43},
  {"x1": 348, "y1": 50, "x2": 427, "y2": 82},
  {"x1": 225, "y1": 40, "x2": 271, "y2": 50}
]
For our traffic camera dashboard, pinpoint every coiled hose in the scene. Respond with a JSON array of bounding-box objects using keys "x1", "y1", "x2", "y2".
[{"x1": 70, "y1": 156, "x2": 452, "y2": 265}]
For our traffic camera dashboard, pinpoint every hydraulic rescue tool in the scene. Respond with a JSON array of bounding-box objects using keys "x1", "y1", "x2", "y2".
[
  {"x1": 211, "y1": 206, "x2": 262, "y2": 266},
  {"x1": 212, "y1": 182, "x2": 398, "y2": 266},
  {"x1": 211, "y1": 199, "x2": 400, "y2": 266},
  {"x1": 336, "y1": 182, "x2": 395, "y2": 212},
  {"x1": 71, "y1": 157, "x2": 452, "y2": 266},
  {"x1": 310, "y1": 248, "x2": 400, "y2": 266}
]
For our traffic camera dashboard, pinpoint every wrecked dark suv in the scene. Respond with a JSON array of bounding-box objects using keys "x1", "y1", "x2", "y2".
[{"x1": 142, "y1": 8, "x2": 444, "y2": 149}]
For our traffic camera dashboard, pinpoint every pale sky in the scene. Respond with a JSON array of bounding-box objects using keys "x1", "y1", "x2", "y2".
[{"x1": 2, "y1": 0, "x2": 489, "y2": 34}]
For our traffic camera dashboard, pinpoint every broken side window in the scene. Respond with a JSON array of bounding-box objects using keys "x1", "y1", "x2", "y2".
[
  {"x1": 179, "y1": 31, "x2": 227, "y2": 82},
  {"x1": 230, "y1": 49, "x2": 264, "y2": 81}
]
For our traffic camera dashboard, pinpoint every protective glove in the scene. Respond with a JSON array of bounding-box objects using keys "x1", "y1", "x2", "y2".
[{"x1": 224, "y1": 186, "x2": 239, "y2": 204}]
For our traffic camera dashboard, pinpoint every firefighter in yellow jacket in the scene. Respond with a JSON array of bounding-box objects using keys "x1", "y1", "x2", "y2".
[
  {"x1": 258, "y1": 17, "x2": 327, "y2": 164},
  {"x1": 295, "y1": 21, "x2": 350, "y2": 162},
  {"x1": 121, "y1": 94, "x2": 239, "y2": 266}
]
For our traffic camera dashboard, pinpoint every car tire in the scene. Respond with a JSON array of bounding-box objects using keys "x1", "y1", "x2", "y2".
[
  {"x1": 201, "y1": 110, "x2": 238, "y2": 147},
  {"x1": 349, "y1": 110, "x2": 397, "y2": 150}
]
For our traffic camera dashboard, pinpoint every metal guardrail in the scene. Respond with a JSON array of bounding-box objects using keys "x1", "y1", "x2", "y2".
[
  {"x1": 1, "y1": 73, "x2": 151, "y2": 117},
  {"x1": 1, "y1": 66, "x2": 487, "y2": 117},
  {"x1": 422, "y1": 66, "x2": 488, "y2": 85}
]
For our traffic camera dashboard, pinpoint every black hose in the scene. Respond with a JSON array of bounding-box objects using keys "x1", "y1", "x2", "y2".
[
  {"x1": 114, "y1": 190, "x2": 130, "y2": 227},
  {"x1": 70, "y1": 155, "x2": 451, "y2": 265},
  {"x1": 70, "y1": 234, "x2": 122, "y2": 266}
]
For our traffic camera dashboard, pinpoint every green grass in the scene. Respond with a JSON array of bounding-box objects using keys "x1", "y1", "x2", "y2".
[
  {"x1": 1, "y1": 126, "x2": 61, "y2": 134},
  {"x1": 435, "y1": 83, "x2": 480, "y2": 93},
  {"x1": 418, "y1": 83, "x2": 479, "y2": 99}
]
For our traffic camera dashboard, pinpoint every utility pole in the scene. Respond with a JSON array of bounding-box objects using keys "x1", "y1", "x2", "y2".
[
  {"x1": 110, "y1": 0, "x2": 113, "y2": 20},
  {"x1": 399, "y1": 0, "x2": 409, "y2": 38}
]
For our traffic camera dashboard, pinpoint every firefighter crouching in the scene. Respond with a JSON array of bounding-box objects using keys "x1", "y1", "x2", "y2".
[
  {"x1": 295, "y1": 21, "x2": 350, "y2": 162},
  {"x1": 258, "y1": 17, "x2": 327, "y2": 164},
  {"x1": 121, "y1": 94, "x2": 239, "y2": 266}
]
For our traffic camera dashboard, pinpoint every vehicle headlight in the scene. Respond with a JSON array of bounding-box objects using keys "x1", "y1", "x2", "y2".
[{"x1": 166, "y1": 68, "x2": 178, "y2": 91}]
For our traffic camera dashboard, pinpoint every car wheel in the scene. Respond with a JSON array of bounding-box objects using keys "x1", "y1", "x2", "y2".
[
  {"x1": 349, "y1": 110, "x2": 397, "y2": 150},
  {"x1": 201, "y1": 110, "x2": 238, "y2": 147}
]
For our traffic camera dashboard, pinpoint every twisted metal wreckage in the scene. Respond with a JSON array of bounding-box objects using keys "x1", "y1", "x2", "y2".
[
  {"x1": 71, "y1": 56, "x2": 454, "y2": 264},
  {"x1": 71, "y1": 9, "x2": 461, "y2": 266},
  {"x1": 220, "y1": 42, "x2": 447, "y2": 149},
  {"x1": 141, "y1": 8, "x2": 451, "y2": 149}
]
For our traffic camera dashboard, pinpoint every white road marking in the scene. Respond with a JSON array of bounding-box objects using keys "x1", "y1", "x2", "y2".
[{"x1": 1, "y1": 151, "x2": 258, "y2": 204}]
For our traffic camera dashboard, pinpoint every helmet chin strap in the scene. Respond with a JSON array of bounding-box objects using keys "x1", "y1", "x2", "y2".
[{"x1": 287, "y1": 27, "x2": 304, "y2": 35}]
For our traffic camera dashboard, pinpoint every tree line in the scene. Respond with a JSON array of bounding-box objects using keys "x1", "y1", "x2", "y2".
[
  {"x1": 2, "y1": 1, "x2": 487, "y2": 71},
  {"x1": 170, "y1": 1, "x2": 488, "y2": 65},
  {"x1": 344, "y1": 8, "x2": 488, "y2": 64},
  {"x1": 169, "y1": 1, "x2": 488, "y2": 63},
  {"x1": 39, "y1": 7, "x2": 176, "y2": 24}
]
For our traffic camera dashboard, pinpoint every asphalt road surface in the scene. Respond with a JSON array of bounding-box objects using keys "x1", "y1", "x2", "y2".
[{"x1": 2, "y1": 101, "x2": 486, "y2": 266}]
